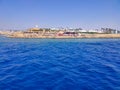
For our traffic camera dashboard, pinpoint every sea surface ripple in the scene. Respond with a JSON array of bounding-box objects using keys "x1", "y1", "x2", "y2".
[{"x1": 0, "y1": 37, "x2": 120, "y2": 90}]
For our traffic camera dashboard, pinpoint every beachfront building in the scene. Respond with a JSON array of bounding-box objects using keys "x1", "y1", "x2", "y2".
[
  {"x1": 63, "y1": 31, "x2": 78, "y2": 36},
  {"x1": 28, "y1": 27, "x2": 45, "y2": 33},
  {"x1": 101, "y1": 28, "x2": 120, "y2": 34},
  {"x1": 78, "y1": 29, "x2": 103, "y2": 33},
  {"x1": 23, "y1": 26, "x2": 60, "y2": 37}
]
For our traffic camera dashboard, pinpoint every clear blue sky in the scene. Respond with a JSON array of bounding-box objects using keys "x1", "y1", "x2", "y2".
[{"x1": 0, "y1": 0, "x2": 120, "y2": 30}]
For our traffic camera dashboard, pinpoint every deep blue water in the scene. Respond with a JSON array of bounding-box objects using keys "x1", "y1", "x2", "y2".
[{"x1": 0, "y1": 36, "x2": 120, "y2": 90}]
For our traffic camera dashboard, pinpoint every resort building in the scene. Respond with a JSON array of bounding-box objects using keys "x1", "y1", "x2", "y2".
[{"x1": 101, "y1": 28, "x2": 120, "y2": 34}]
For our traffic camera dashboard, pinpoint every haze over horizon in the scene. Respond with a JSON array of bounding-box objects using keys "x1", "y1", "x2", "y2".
[{"x1": 0, "y1": 0, "x2": 120, "y2": 30}]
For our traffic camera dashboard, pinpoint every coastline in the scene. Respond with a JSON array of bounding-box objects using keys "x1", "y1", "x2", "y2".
[{"x1": 8, "y1": 34, "x2": 120, "y2": 39}]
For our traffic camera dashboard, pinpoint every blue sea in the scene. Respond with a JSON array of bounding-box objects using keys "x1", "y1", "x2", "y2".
[{"x1": 0, "y1": 36, "x2": 120, "y2": 90}]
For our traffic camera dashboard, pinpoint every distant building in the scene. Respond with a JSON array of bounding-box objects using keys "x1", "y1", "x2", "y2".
[{"x1": 101, "y1": 28, "x2": 119, "y2": 34}]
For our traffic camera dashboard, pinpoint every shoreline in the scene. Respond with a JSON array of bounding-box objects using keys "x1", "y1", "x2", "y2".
[{"x1": 8, "y1": 34, "x2": 120, "y2": 39}]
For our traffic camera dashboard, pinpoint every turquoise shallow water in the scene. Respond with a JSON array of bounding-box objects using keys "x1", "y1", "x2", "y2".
[{"x1": 0, "y1": 36, "x2": 120, "y2": 90}]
